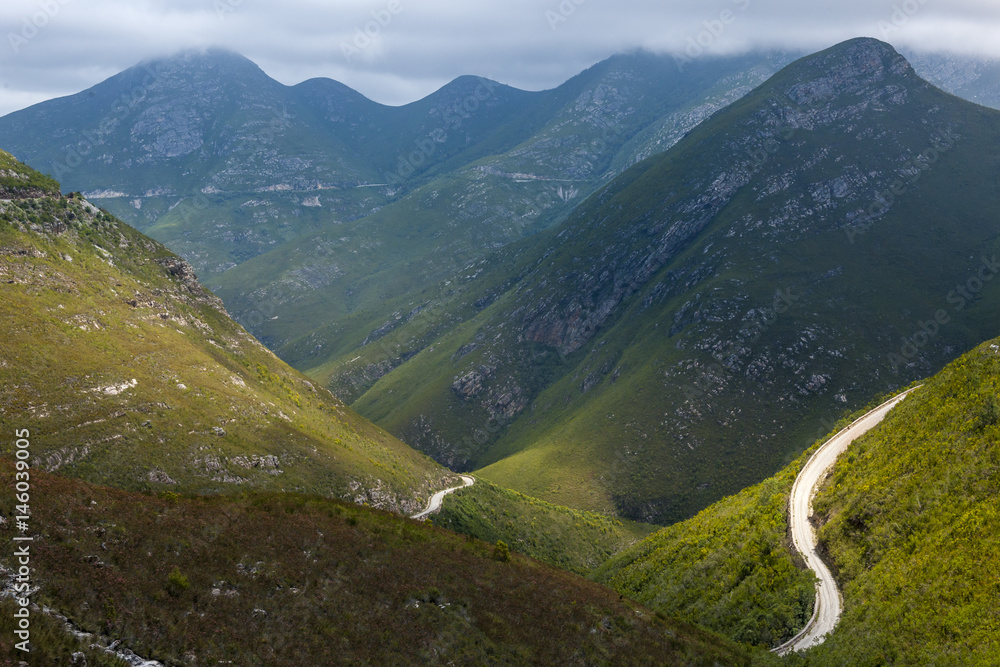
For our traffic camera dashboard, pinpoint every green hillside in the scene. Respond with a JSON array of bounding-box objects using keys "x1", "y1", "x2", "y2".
[
  {"x1": 807, "y1": 342, "x2": 1000, "y2": 664},
  {"x1": 430, "y1": 479, "x2": 657, "y2": 575},
  {"x1": 0, "y1": 153, "x2": 451, "y2": 514},
  {"x1": 590, "y1": 403, "x2": 888, "y2": 648},
  {"x1": 597, "y1": 336, "x2": 1000, "y2": 663},
  {"x1": 345, "y1": 38, "x2": 1000, "y2": 525},
  {"x1": 0, "y1": 459, "x2": 773, "y2": 666},
  {"x1": 0, "y1": 148, "x2": 58, "y2": 198}
]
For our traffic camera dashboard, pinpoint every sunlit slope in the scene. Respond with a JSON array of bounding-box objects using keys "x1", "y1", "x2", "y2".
[{"x1": 0, "y1": 151, "x2": 450, "y2": 513}]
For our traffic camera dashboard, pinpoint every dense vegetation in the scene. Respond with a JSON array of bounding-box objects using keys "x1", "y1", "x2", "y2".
[
  {"x1": 592, "y1": 460, "x2": 815, "y2": 649},
  {"x1": 592, "y1": 389, "x2": 921, "y2": 649},
  {"x1": 0, "y1": 153, "x2": 450, "y2": 514},
  {"x1": 430, "y1": 479, "x2": 656, "y2": 574},
  {"x1": 597, "y1": 336, "x2": 1000, "y2": 664},
  {"x1": 806, "y1": 341, "x2": 1000, "y2": 665},
  {"x1": 0, "y1": 459, "x2": 774, "y2": 666}
]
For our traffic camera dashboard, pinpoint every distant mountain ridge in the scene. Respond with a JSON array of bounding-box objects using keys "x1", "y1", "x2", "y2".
[{"x1": 901, "y1": 49, "x2": 1000, "y2": 110}]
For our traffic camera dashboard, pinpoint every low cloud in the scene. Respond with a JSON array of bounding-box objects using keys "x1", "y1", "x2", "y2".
[{"x1": 1, "y1": 0, "x2": 998, "y2": 116}]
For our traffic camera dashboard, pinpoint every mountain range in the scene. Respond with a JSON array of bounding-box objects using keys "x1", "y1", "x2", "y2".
[
  {"x1": 5, "y1": 40, "x2": 1000, "y2": 528},
  {"x1": 3, "y1": 35, "x2": 1000, "y2": 664},
  {"x1": 345, "y1": 38, "x2": 1000, "y2": 524}
]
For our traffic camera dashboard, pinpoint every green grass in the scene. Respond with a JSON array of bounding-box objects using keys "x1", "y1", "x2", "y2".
[
  {"x1": 595, "y1": 335, "x2": 1000, "y2": 663},
  {"x1": 593, "y1": 461, "x2": 815, "y2": 649},
  {"x1": 0, "y1": 158, "x2": 450, "y2": 514},
  {"x1": 587, "y1": 398, "x2": 899, "y2": 649},
  {"x1": 430, "y1": 478, "x2": 657, "y2": 574},
  {"x1": 0, "y1": 458, "x2": 774, "y2": 666}
]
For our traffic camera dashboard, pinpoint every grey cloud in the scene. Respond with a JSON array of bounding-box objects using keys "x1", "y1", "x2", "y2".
[{"x1": 1, "y1": 0, "x2": 998, "y2": 116}]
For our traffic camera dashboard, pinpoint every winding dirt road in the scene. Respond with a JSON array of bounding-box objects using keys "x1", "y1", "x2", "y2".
[
  {"x1": 411, "y1": 475, "x2": 475, "y2": 520},
  {"x1": 773, "y1": 387, "x2": 919, "y2": 656}
]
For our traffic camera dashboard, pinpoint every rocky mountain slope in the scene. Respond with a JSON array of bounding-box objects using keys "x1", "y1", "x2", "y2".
[
  {"x1": 0, "y1": 149, "x2": 451, "y2": 514},
  {"x1": 344, "y1": 38, "x2": 1000, "y2": 524},
  {"x1": 902, "y1": 49, "x2": 1000, "y2": 110},
  {"x1": 0, "y1": 49, "x2": 798, "y2": 384}
]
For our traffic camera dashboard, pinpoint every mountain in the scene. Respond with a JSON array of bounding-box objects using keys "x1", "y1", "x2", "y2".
[
  {"x1": 596, "y1": 332, "x2": 1000, "y2": 664},
  {"x1": 0, "y1": 149, "x2": 451, "y2": 514},
  {"x1": 338, "y1": 38, "x2": 1000, "y2": 524},
  {"x1": 0, "y1": 49, "x2": 799, "y2": 384},
  {"x1": 0, "y1": 459, "x2": 773, "y2": 666},
  {"x1": 208, "y1": 50, "x2": 797, "y2": 380},
  {"x1": 8, "y1": 41, "x2": 1000, "y2": 530},
  {"x1": 904, "y1": 49, "x2": 1000, "y2": 110},
  {"x1": 0, "y1": 48, "x2": 792, "y2": 274}
]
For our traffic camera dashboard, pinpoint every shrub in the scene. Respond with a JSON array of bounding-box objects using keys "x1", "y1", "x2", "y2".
[
  {"x1": 492, "y1": 540, "x2": 511, "y2": 562},
  {"x1": 167, "y1": 566, "x2": 190, "y2": 597}
]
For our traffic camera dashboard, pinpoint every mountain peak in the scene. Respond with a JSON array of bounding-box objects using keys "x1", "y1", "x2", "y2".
[
  {"x1": 770, "y1": 37, "x2": 919, "y2": 107},
  {"x1": 817, "y1": 37, "x2": 913, "y2": 75},
  {"x1": 126, "y1": 47, "x2": 271, "y2": 83}
]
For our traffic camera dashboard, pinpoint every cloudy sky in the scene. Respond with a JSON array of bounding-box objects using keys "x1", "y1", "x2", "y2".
[{"x1": 1, "y1": 0, "x2": 999, "y2": 117}]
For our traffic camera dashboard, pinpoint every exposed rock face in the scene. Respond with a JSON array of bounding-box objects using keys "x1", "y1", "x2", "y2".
[
  {"x1": 516, "y1": 39, "x2": 926, "y2": 361},
  {"x1": 154, "y1": 255, "x2": 230, "y2": 314},
  {"x1": 452, "y1": 370, "x2": 485, "y2": 400},
  {"x1": 156, "y1": 256, "x2": 201, "y2": 292},
  {"x1": 0, "y1": 185, "x2": 49, "y2": 199}
]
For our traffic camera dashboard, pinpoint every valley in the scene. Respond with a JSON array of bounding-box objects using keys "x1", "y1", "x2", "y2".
[
  {"x1": 9, "y1": 38, "x2": 1000, "y2": 529},
  {"x1": 3, "y1": 31, "x2": 1000, "y2": 664}
]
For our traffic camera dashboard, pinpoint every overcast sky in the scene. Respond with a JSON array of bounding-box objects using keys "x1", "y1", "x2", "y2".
[{"x1": 1, "y1": 0, "x2": 999, "y2": 117}]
